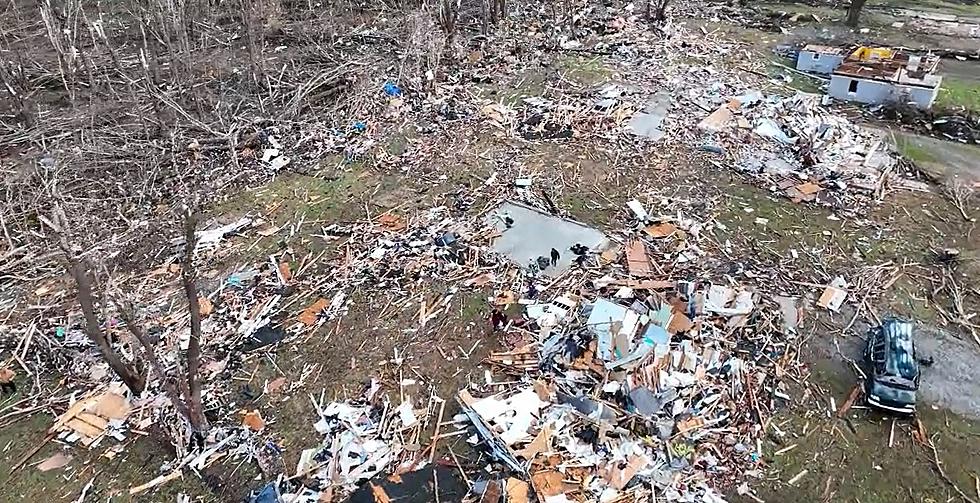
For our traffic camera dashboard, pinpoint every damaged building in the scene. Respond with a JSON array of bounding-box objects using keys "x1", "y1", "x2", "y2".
[
  {"x1": 829, "y1": 47, "x2": 942, "y2": 109},
  {"x1": 796, "y1": 46, "x2": 943, "y2": 109},
  {"x1": 795, "y1": 44, "x2": 846, "y2": 75}
]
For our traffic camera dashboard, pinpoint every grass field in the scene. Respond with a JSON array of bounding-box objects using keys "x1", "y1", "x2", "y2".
[{"x1": 936, "y1": 77, "x2": 980, "y2": 113}]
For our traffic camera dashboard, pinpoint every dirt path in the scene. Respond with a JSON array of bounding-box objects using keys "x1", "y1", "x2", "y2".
[
  {"x1": 891, "y1": 130, "x2": 980, "y2": 183},
  {"x1": 916, "y1": 325, "x2": 980, "y2": 418}
]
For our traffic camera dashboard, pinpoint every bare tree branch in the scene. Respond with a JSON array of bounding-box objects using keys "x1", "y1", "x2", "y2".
[
  {"x1": 942, "y1": 180, "x2": 976, "y2": 222},
  {"x1": 113, "y1": 296, "x2": 190, "y2": 420},
  {"x1": 47, "y1": 204, "x2": 146, "y2": 394}
]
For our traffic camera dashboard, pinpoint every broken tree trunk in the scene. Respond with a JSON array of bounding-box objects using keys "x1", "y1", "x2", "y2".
[
  {"x1": 181, "y1": 212, "x2": 209, "y2": 433},
  {"x1": 845, "y1": 0, "x2": 867, "y2": 27}
]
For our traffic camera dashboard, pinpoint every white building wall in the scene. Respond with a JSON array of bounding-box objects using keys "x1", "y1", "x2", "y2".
[
  {"x1": 796, "y1": 51, "x2": 845, "y2": 75},
  {"x1": 828, "y1": 74, "x2": 940, "y2": 109},
  {"x1": 906, "y1": 85, "x2": 940, "y2": 108},
  {"x1": 829, "y1": 75, "x2": 893, "y2": 104}
]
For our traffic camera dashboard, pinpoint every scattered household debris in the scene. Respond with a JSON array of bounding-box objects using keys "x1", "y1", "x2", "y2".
[
  {"x1": 347, "y1": 466, "x2": 467, "y2": 503},
  {"x1": 215, "y1": 181, "x2": 840, "y2": 502},
  {"x1": 818, "y1": 277, "x2": 849, "y2": 312},
  {"x1": 49, "y1": 386, "x2": 132, "y2": 447},
  {"x1": 1, "y1": 3, "x2": 966, "y2": 502},
  {"x1": 190, "y1": 217, "x2": 254, "y2": 255},
  {"x1": 628, "y1": 92, "x2": 671, "y2": 141}
]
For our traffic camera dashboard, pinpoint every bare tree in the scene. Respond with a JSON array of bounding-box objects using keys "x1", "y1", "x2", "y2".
[
  {"x1": 487, "y1": 0, "x2": 506, "y2": 25},
  {"x1": 2, "y1": 0, "x2": 364, "y2": 449},
  {"x1": 438, "y1": 0, "x2": 462, "y2": 46},
  {"x1": 113, "y1": 211, "x2": 211, "y2": 442},
  {"x1": 179, "y1": 212, "x2": 208, "y2": 434},
  {"x1": 846, "y1": 0, "x2": 868, "y2": 27},
  {"x1": 42, "y1": 189, "x2": 210, "y2": 442},
  {"x1": 240, "y1": 0, "x2": 267, "y2": 91},
  {"x1": 0, "y1": 44, "x2": 37, "y2": 128},
  {"x1": 44, "y1": 205, "x2": 147, "y2": 394},
  {"x1": 647, "y1": 0, "x2": 670, "y2": 24},
  {"x1": 39, "y1": 0, "x2": 83, "y2": 100}
]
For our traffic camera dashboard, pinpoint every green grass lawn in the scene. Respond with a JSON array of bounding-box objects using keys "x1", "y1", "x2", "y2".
[
  {"x1": 935, "y1": 77, "x2": 980, "y2": 113},
  {"x1": 894, "y1": 134, "x2": 939, "y2": 165}
]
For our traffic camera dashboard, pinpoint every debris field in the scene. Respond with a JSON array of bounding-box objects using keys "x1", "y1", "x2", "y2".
[{"x1": 1, "y1": 1, "x2": 978, "y2": 503}]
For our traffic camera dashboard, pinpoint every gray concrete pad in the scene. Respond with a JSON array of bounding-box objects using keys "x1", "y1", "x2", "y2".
[
  {"x1": 628, "y1": 91, "x2": 671, "y2": 141},
  {"x1": 485, "y1": 201, "x2": 608, "y2": 276}
]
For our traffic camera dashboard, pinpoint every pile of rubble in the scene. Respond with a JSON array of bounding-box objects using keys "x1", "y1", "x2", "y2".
[
  {"x1": 448, "y1": 202, "x2": 802, "y2": 502},
  {"x1": 230, "y1": 184, "x2": 811, "y2": 503},
  {"x1": 699, "y1": 91, "x2": 928, "y2": 205},
  {"x1": 463, "y1": 13, "x2": 930, "y2": 211},
  {"x1": 1, "y1": 3, "x2": 940, "y2": 502}
]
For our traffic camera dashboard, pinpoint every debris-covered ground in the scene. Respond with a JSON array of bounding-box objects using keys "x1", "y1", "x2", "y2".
[{"x1": 1, "y1": 0, "x2": 979, "y2": 502}]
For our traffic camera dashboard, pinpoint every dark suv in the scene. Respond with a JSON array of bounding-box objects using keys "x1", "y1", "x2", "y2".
[{"x1": 864, "y1": 318, "x2": 920, "y2": 415}]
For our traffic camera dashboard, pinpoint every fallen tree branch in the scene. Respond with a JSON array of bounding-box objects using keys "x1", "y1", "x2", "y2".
[
  {"x1": 129, "y1": 468, "x2": 184, "y2": 495},
  {"x1": 942, "y1": 180, "x2": 976, "y2": 223},
  {"x1": 925, "y1": 436, "x2": 978, "y2": 503}
]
